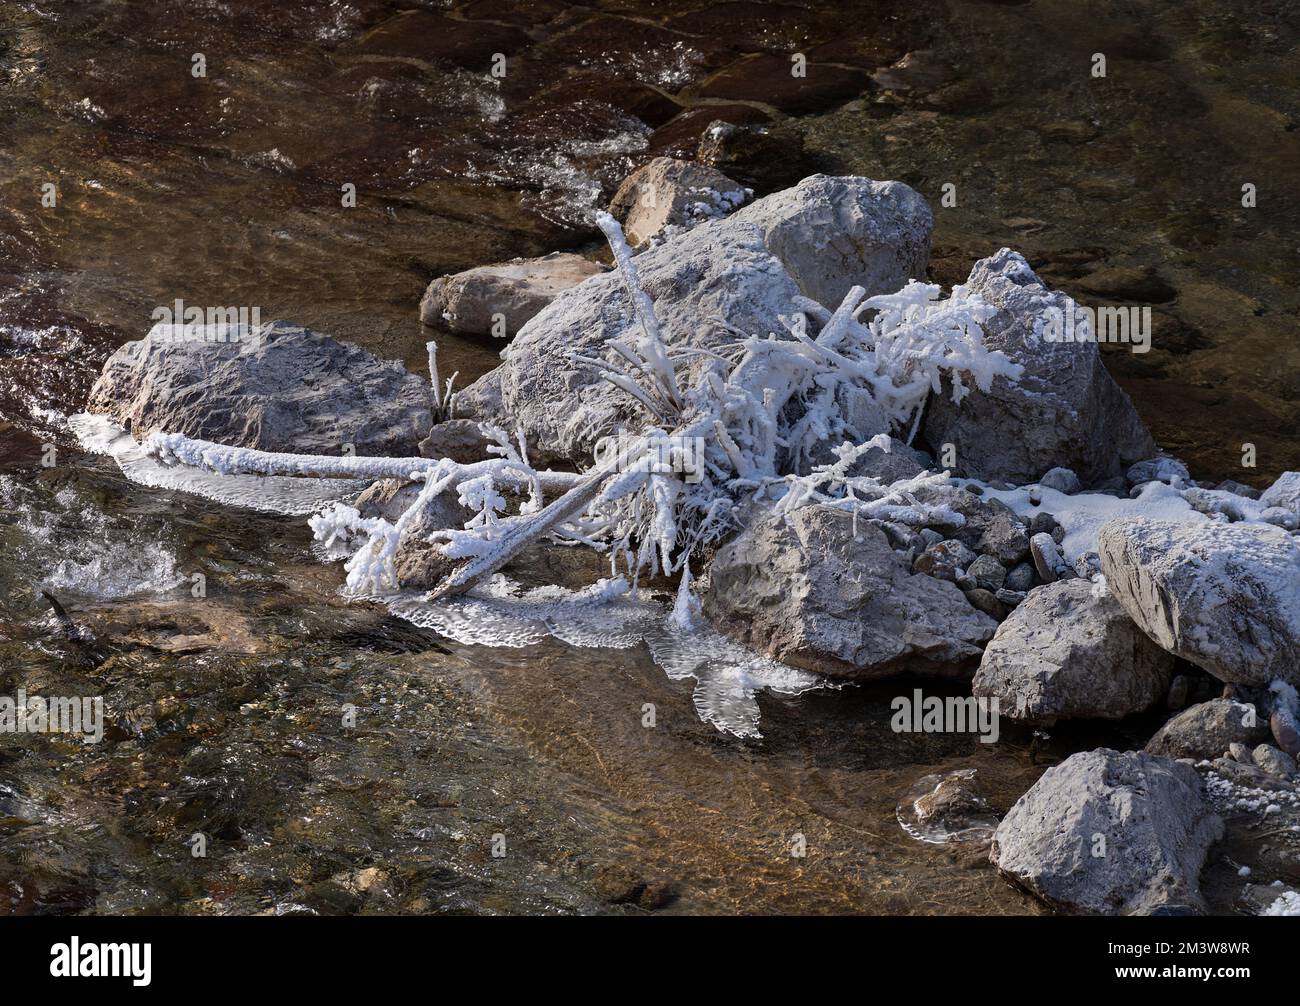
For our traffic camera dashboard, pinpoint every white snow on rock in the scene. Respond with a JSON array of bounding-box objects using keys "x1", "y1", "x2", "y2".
[{"x1": 970, "y1": 479, "x2": 1204, "y2": 560}]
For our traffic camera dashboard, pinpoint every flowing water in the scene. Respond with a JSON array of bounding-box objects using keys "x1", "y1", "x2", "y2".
[{"x1": 0, "y1": 0, "x2": 1296, "y2": 914}]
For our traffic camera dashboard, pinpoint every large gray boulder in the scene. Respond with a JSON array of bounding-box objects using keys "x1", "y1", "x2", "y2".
[
  {"x1": 991, "y1": 749, "x2": 1223, "y2": 915},
  {"x1": 922, "y1": 250, "x2": 1155, "y2": 485},
  {"x1": 1144, "y1": 698, "x2": 1269, "y2": 760},
  {"x1": 727, "y1": 174, "x2": 932, "y2": 308},
  {"x1": 455, "y1": 220, "x2": 800, "y2": 466},
  {"x1": 419, "y1": 253, "x2": 605, "y2": 337},
  {"x1": 973, "y1": 580, "x2": 1175, "y2": 725},
  {"x1": 456, "y1": 175, "x2": 933, "y2": 466},
  {"x1": 86, "y1": 320, "x2": 432, "y2": 456},
  {"x1": 702, "y1": 504, "x2": 997, "y2": 680},
  {"x1": 1098, "y1": 517, "x2": 1300, "y2": 687}
]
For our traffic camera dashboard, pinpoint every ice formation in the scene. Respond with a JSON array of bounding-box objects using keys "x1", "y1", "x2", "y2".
[{"x1": 69, "y1": 213, "x2": 1032, "y2": 737}]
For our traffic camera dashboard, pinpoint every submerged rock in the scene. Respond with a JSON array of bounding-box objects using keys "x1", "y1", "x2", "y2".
[
  {"x1": 991, "y1": 748, "x2": 1223, "y2": 915},
  {"x1": 897, "y1": 769, "x2": 999, "y2": 847},
  {"x1": 922, "y1": 250, "x2": 1155, "y2": 485},
  {"x1": 608, "y1": 157, "x2": 748, "y2": 246},
  {"x1": 1099, "y1": 518, "x2": 1300, "y2": 687},
  {"x1": 87, "y1": 320, "x2": 432, "y2": 456},
  {"x1": 1144, "y1": 699, "x2": 1269, "y2": 760},
  {"x1": 973, "y1": 579, "x2": 1175, "y2": 725},
  {"x1": 418, "y1": 252, "x2": 605, "y2": 337},
  {"x1": 702, "y1": 504, "x2": 996, "y2": 680}
]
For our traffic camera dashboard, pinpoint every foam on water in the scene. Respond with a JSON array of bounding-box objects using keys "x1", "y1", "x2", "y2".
[{"x1": 1, "y1": 477, "x2": 186, "y2": 601}]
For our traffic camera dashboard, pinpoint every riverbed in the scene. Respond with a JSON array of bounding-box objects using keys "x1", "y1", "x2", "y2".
[{"x1": 1, "y1": 0, "x2": 1295, "y2": 914}]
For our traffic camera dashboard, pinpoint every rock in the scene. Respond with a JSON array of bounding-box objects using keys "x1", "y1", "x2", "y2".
[
  {"x1": 1029, "y1": 532, "x2": 1070, "y2": 583},
  {"x1": 1126, "y1": 456, "x2": 1189, "y2": 488},
  {"x1": 418, "y1": 252, "x2": 604, "y2": 338},
  {"x1": 1252, "y1": 744, "x2": 1297, "y2": 778},
  {"x1": 1004, "y1": 562, "x2": 1037, "y2": 593},
  {"x1": 703, "y1": 504, "x2": 997, "y2": 680},
  {"x1": 352, "y1": 478, "x2": 467, "y2": 528},
  {"x1": 353, "y1": 478, "x2": 470, "y2": 590},
  {"x1": 815, "y1": 435, "x2": 930, "y2": 483},
  {"x1": 921, "y1": 250, "x2": 1155, "y2": 485},
  {"x1": 418, "y1": 419, "x2": 494, "y2": 464},
  {"x1": 964, "y1": 587, "x2": 1007, "y2": 620},
  {"x1": 455, "y1": 218, "x2": 801, "y2": 465},
  {"x1": 1216, "y1": 479, "x2": 1260, "y2": 500},
  {"x1": 1144, "y1": 699, "x2": 1269, "y2": 760},
  {"x1": 1272, "y1": 707, "x2": 1300, "y2": 756},
  {"x1": 458, "y1": 175, "x2": 935, "y2": 465},
  {"x1": 910, "y1": 483, "x2": 1028, "y2": 564},
  {"x1": 976, "y1": 514, "x2": 1031, "y2": 566},
  {"x1": 973, "y1": 580, "x2": 1175, "y2": 725},
  {"x1": 1228, "y1": 742, "x2": 1252, "y2": 763},
  {"x1": 913, "y1": 538, "x2": 977, "y2": 582},
  {"x1": 1072, "y1": 551, "x2": 1102, "y2": 579},
  {"x1": 1028, "y1": 511, "x2": 1059, "y2": 537},
  {"x1": 1075, "y1": 265, "x2": 1177, "y2": 303},
  {"x1": 995, "y1": 587, "x2": 1026, "y2": 607},
  {"x1": 608, "y1": 157, "x2": 748, "y2": 246},
  {"x1": 1259, "y1": 471, "x2": 1300, "y2": 513},
  {"x1": 898, "y1": 769, "x2": 999, "y2": 846},
  {"x1": 86, "y1": 320, "x2": 432, "y2": 456},
  {"x1": 1166, "y1": 674, "x2": 1189, "y2": 711},
  {"x1": 1099, "y1": 518, "x2": 1300, "y2": 687},
  {"x1": 990, "y1": 749, "x2": 1223, "y2": 915},
  {"x1": 727, "y1": 173, "x2": 932, "y2": 309},
  {"x1": 1039, "y1": 466, "x2": 1081, "y2": 494},
  {"x1": 967, "y1": 554, "x2": 1007, "y2": 592}
]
